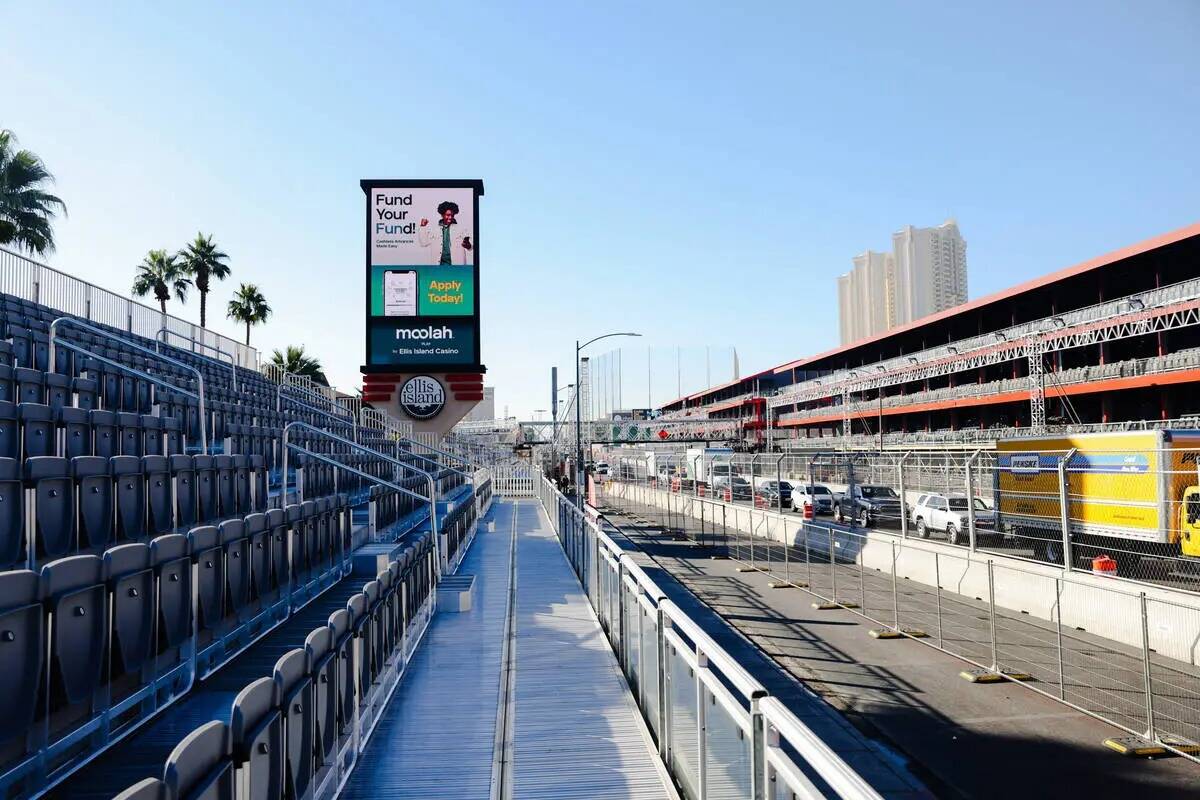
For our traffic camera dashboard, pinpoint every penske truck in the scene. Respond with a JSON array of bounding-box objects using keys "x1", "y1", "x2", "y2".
[{"x1": 995, "y1": 430, "x2": 1200, "y2": 564}]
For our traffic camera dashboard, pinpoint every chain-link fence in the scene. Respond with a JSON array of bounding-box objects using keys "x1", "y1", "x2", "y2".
[
  {"x1": 600, "y1": 477, "x2": 1200, "y2": 762},
  {"x1": 599, "y1": 442, "x2": 1200, "y2": 594}
]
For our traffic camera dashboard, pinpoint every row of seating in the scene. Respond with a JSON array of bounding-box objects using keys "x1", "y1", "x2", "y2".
[
  {"x1": 0, "y1": 496, "x2": 354, "y2": 797},
  {"x1": 110, "y1": 535, "x2": 437, "y2": 800},
  {"x1": 1, "y1": 453, "x2": 270, "y2": 570}
]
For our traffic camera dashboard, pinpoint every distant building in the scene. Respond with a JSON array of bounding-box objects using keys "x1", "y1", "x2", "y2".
[
  {"x1": 462, "y1": 386, "x2": 495, "y2": 422},
  {"x1": 838, "y1": 220, "x2": 967, "y2": 344},
  {"x1": 837, "y1": 250, "x2": 895, "y2": 343}
]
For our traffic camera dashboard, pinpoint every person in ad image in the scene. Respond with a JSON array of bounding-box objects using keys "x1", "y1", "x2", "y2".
[{"x1": 419, "y1": 200, "x2": 473, "y2": 265}]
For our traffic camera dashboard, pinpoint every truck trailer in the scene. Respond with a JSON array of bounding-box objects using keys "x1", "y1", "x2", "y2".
[{"x1": 994, "y1": 430, "x2": 1200, "y2": 564}]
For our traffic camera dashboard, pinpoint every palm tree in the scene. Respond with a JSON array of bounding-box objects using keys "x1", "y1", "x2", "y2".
[
  {"x1": 0, "y1": 129, "x2": 67, "y2": 255},
  {"x1": 227, "y1": 283, "x2": 271, "y2": 346},
  {"x1": 132, "y1": 249, "x2": 191, "y2": 315},
  {"x1": 178, "y1": 233, "x2": 230, "y2": 328},
  {"x1": 270, "y1": 345, "x2": 328, "y2": 385}
]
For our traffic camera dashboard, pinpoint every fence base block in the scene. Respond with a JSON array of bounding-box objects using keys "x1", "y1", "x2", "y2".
[
  {"x1": 812, "y1": 601, "x2": 860, "y2": 610},
  {"x1": 1103, "y1": 735, "x2": 1200, "y2": 758},
  {"x1": 768, "y1": 580, "x2": 808, "y2": 589},
  {"x1": 736, "y1": 565, "x2": 766, "y2": 573},
  {"x1": 958, "y1": 668, "x2": 1033, "y2": 683},
  {"x1": 869, "y1": 628, "x2": 927, "y2": 639}
]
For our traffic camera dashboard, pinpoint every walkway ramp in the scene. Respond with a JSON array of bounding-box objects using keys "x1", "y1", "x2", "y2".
[{"x1": 341, "y1": 499, "x2": 674, "y2": 799}]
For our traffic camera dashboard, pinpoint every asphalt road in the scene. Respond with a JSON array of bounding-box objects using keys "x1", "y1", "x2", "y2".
[{"x1": 603, "y1": 495, "x2": 1200, "y2": 800}]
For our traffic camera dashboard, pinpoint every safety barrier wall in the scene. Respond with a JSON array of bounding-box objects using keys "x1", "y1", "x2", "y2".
[
  {"x1": 603, "y1": 478, "x2": 1200, "y2": 762},
  {"x1": 536, "y1": 477, "x2": 885, "y2": 800}
]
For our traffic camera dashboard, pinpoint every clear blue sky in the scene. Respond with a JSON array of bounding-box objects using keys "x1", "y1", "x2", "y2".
[{"x1": 3, "y1": 2, "x2": 1198, "y2": 419}]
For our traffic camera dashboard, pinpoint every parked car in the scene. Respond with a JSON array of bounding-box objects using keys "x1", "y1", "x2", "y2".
[
  {"x1": 755, "y1": 480, "x2": 793, "y2": 508},
  {"x1": 791, "y1": 483, "x2": 834, "y2": 515},
  {"x1": 833, "y1": 484, "x2": 904, "y2": 528},
  {"x1": 911, "y1": 493, "x2": 995, "y2": 545},
  {"x1": 713, "y1": 475, "x2": 753, "y2": 501},
  {"x1": 594, "y1": 461, "x2": 610, "y2": 476}
]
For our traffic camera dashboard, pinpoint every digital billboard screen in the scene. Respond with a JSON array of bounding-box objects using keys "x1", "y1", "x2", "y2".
[{"x1": 361, "y1": 179, "x2": 483, "y2": 370}]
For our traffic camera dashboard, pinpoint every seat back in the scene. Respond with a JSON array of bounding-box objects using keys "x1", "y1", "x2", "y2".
[
  {"x1": 103, "y1": 542, "x2": 154, "y2": 678},
  {"x1": 0, "y1": 457, "x2": 24, "y2": 569},
  {"x1": 171, "y1": 455, "x2": 197, "y2": 529},
  {"x1": 19, "y1": 403, "x2": 54, "y2": 459},
  {"x1": 113, "y1": 455, "x2": 147, "y2": 542},
  {"x1": 151, "y1": 534, "x2": 192, "y2": 652},
  {"x1": 163, "y1": 720, "x2": 234, "y2": 800},
  {"x1": 188, "y1": 526, "x2": 224, "y2": 635},
  {"x1": 244, "y1": 512, "x2": 271, "y2": 601},
  {"x1": 0, "y1": 401, "x2": 17, "y2": 460},
  {"x1": 327, "y1": 609, "x2": 355, "y2": 737},
  {"x1": 0, "y1": 570, "x2": 43, "y2": 751},
  {"x1": 273, "y1": 649, "x2": 313, "y2": 800},
  {"x1": 91, "y1": 409, "x2": 118, "y2": 459},
  {"x1": 194, "y1": 456, "x2": 217, "y2": 524},
  {"x1": 304, "y1": 626, "x2": 337, "y2": 769},
  {"x1": 144, "y1": 455, "x2": 173, "y2": 535},
  {"x1": 219, "y1": 519, "x2": 249, "y2": 619},
  {"x1": 230, "y1": 676, "x2": 283, "y2": 800},
  {"x1": 40, "y1": 555, "x2": 106, "y2": 724},
  {"x1": 214, "y1": 456, "x2": 235, "y2": 519},
  {"x1": 27, "y1": 456, "x2": 75, "y2": 559},
  {"x1": 74, "y1": 455, "x2": 114, "y2": 551},
  {"x1": 112, "y1": 777, "x2": 170, "y2": 800},
  {"x1": 60, "y1": 406, "x2": 92, "y2": 459},
  {"x1": 266, "y1": 509, "x2": 289, "y2": 594},
  {"x1": 232, "y1": 455, "x2": 251, "y2": 515}
]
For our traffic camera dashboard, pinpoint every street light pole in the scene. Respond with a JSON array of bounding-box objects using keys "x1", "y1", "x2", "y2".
[{"x1": 575, "y1": 331, "x2": 641, "y2": 507}]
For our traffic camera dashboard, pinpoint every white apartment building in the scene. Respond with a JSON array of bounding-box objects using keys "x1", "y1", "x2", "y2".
[{"x1": 838, "y1": 220, "x2": 967, "y2": 344}]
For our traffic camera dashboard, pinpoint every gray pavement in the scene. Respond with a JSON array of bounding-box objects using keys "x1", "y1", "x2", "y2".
[{"x1": 603, "y1": 497, "x2": 1200, "y2": 800}]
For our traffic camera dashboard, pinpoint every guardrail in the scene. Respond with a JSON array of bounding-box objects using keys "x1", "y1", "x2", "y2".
[
  {"x1": 602, "y1": 476, "x2": 1200, "y2": 764},
  {"x1": 536, "y1": 476, "x2": 886, "y2": 799},
  {"x1": 0, "y1": 245, "x2": 258, "y2": 368}
]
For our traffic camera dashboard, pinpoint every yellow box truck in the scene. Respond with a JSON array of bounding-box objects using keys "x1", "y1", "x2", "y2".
[{"x1": 995, "y1": 430, "x2": 1200, "y2": 564}]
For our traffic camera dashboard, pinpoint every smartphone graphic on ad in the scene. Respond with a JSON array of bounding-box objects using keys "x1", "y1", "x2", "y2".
[{"x1": 384, "y1": 269, "x2": 417, "y2": 316}]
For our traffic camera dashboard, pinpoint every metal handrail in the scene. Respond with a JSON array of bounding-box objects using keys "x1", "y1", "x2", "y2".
[
  {"x1": 278, "y1": 380, "x2": 354, "y2": 421},
  {"x1": 49, "y1": 316, "x2": 208, "y2": 452},
  {"x1": 156, "y1": 327, "x2": 237, "y2": 391},
  {"x1": 399, "y1": 436, "x2": 474, "y2": 471},
  {"x1": 280, "y1": 421, "x2": 442, "y2": 569},
  {"x1": 278, "y1": 392, "x2": 358, "y2": 439}
]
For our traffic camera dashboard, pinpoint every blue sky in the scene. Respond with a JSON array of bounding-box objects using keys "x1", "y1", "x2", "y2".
[{"x1": 3, "y1": 1, "x2": 1198, "y2": 419}]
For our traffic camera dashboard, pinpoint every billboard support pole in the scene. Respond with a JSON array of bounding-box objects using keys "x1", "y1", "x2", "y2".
[{"x1": 1058, "y1": 448, "x2": 1077, "y2": 569}]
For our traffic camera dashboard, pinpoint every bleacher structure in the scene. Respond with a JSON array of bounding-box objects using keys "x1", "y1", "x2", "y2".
[{"x1": 0, "y1": 289, "x2": 494, "y2": 800}]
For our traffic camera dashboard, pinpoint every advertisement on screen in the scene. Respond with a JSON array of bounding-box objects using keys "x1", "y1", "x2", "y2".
[{"x1": 361, "y1": 179, "x2": 483, "y2": 373}]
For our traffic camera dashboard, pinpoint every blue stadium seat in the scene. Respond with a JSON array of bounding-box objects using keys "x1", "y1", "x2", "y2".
[
  {"x1": 27, "y1": 456, "x2": 75, "y2": 559},
  {"x1": 163, "y1": 719, "x2": 234, "y2": 800},
  {"x1": 266, "y1": 508, "x2": 289, "y2": 598},
  {"x1": 230, "y1": 676, "x2": 283, "y2": 800},
  {"x1": 244, "y1": 512, "x2": 271, "y2": 604},
  {"x1": 114, "y1": 455, "x2": 146, "y2": 542},
  {"x1": 112, "y1": 777, "x2": 169, "y2": 800},
  {"x1": 0, "y1": 364, "x2": 13, "y2": 403},
  {"x1": 144, "y1": 455, "x2": 173, "y2": 536},
  {"x1": 150, "y1": 533, "x2": 192, "y2": 667},
  {"x1": 219, "y1": 518, "x2": 249, "y2": 624},
  {"x1": 71, "y1": 377, "x2": 97, "y2": 411},
  {"x1": 14, "y1": 367, "x2": 43, "y2": 405},
  {"x1": 91, "y1": 409, "x2": 118, "y2": 459},
  {"x1": 103, "y1": 543, "x2": 154, "y2": 694},
  {"x1": 19, "y1": 403, "x2": 54, "y2": 459},
  {"x1": 304, "y1": 625, "x2": 337, "y2": 772},
  {"x1": 59, "y1": 406, "x2": 92, "y2": 458},
  {"x1": 40, "y1": 554, "x2": 106, "y2": 742},
  {"x1": 188, "y1": 526, "x2": 223, "y2": 644},
  {"x1": 273, "y1": 649, "x2": 313, "y2": 800},
  {"x1": 0, "y1": 458, "x2": 24, "y2": 570},
  {"x1": 194, "y1": 456, "x2": 217, "y2": 524},
  {"x1": 118, "y1": 412, "x2": 143, "y2": 458},
  {"x1": 45, "y1": 373, "x2": 71, "y2": 412},
  {"x1": 74, "y1": 455, "x2": 114, "y2": 551},
  {"x1": 171, "y1": 455, "x2": 197, "y2": 529},
  {"x1": 0, "y1": 570, "x2": 42, "y2": 776},
  {"x1": 142, "y1": 415, "x2": 163, "y2": 457},
  {"x1": 214, "y1": 455, "x2": 235, "y2": 520},
  {"x1": 0, "y1": 401, "x2": 17, "y2": 460}
]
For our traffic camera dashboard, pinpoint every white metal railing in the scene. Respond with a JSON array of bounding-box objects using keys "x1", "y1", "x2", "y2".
[
  {"x1": 537, "y1": 476, "x2": 885, "y2": 799},
  {"x1": 0, "y1": 245, "x2": 258, "y2": 368}
]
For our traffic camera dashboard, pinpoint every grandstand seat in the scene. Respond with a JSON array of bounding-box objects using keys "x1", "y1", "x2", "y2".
[
  {"x1": 195, "y1": 456, "x2": 217, "y2": 524},
  {"x1": 305, "y1": 625, "x2": 338, "y2": 773},
  {"x1": 119, "y1": 412, "x2": 143, "y2": 458},
  {"x1": 233, "y1": 455, "x2": 251, "y2": 515},
  {"x1": 91, "y1": 409, "x2": 118, "y2": 459},
  {"x1": 150, "y1": 534, "x2": 192, "y2": 670},
  {"x1": 273, "y1": 649, "x2": 313, "y2": 800},
  {"x1": 250, "y1": 454, "x2": 268, "y2": 512},
  {"x1": 14, "y1": 367, "x2": 43, "y2": 405},
  {"x1": 143, "y1": 415, "x2": 163, "y2": 456},
  {"x1": 0, "y1": 458, "x2": 23, "y2": 570},
  {"x1": 103, "y1": 543, "x2": 154, "y2": 697},
  {"x1": 171, "y1": 455, "x2": 198, "y2": 529},
  {"x1": 74, "y1": 455, "x2": 114, "y2": 551},
  {"x1": 361, "y1": 580, "x2": 383, "y2": 684},
  {"x1": 266, "y1": 508, "x2": 289, "y2": 599},
  {"x1": 0, "y1": 364, "x2": 13, "y2": 404},
  {"x1": 0, "y1": 340, "x2": 12, "y2": 369},
  {"x1": 230, "y1": 676, "x2": 283, "y2": 800},
  {"x1": 9, "y1": 328, "x2": 31, "y2": 369},
  {"x1": 188, "y1": 526, "x2": 224, "y2": 645},
  {"x1": 145, "y1": 455, "x2": 173, "y2": 536},
  {"x1": 163, "y1": 719, "x2": 235, "y2": 800},
  {"x1": 41, "y1": 554, "x2": 106, "y2": 740},
  {"x1": 72, "y1": 376, "x2": 98, "y2": 411},
  {"x1": 19, "y1": 403, "x2": 54, "y2": 459},
  {"x1": 30, "y1": 331, "x2": 50, "y2": 372},
  {"x1": 214, "y1": 455, "x2": 235, "y2": 520},
  {"x1": 28, "y1": 456, "x2": 75, "y2": 559},
  {"x1": 327, "y1": 608, "x2": 355, "y2": 738},
  {"x1": 60, "y1": 406, "x2": 92, "y2": 458},
  {"x1": 45, "y1": 373, "x2": 71, "y2": 412},
  {"x1": 114, "y1": 455, "x2": 146, "y2": 542},
  {"x1": 244, "y1": 512, "x2": 271, "y2": 604},
  {"x1": 163, "y1": 416, "x2": 184, "y2": 456},
  {"x1": 0, "y1": 570, "x2": 42, "y2": 775},
  {"x1": 112, "y1": 777, "x2": 170, "y2": 800},
  {"x1": 219, "y1": 519, "x2": 249, "y2": 624},
  {"x1": 285, "y1": 504, "x2": 306, "y2": 586}
]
